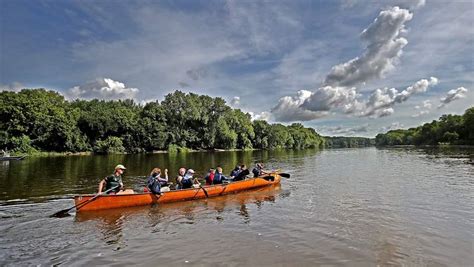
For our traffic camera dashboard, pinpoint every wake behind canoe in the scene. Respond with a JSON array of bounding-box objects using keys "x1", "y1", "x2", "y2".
[{"x1": 74, "y1": 174, "x2": 281, "y2": 212}]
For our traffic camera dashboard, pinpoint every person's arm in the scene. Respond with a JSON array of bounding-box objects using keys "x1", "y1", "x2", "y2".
[
  {"x1": 98, "y1": 179, "x2": 106, "y2": 193},
  {"x1": 158, "y1": 169, "x2": 169, "y2": 183}
]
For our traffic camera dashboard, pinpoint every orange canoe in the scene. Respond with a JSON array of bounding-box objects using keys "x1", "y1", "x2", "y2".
[{"x1": 74, "y1": 173, "x2": 282, "y2": 212}]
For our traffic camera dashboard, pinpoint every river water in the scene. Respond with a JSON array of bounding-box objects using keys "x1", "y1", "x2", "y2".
[{"x1": 0, "y1": 147, "x2": 473, "y2": 266}]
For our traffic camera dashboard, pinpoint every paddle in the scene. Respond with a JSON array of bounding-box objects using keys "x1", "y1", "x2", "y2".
[
  {"x1": 199, "y1": 184, "x2": 209, "y2": 198},
  {"x1": 51, "y1": 185, "x2": 120, "y2": 218},
  {"x1": 261, "y1": 172, "x2": 290, "y2": 178},
  {"x1": 195, "y1": 177, "x2": 209, "y2": 198}
]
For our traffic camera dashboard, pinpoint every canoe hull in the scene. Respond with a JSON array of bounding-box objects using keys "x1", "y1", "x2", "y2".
[{"x1": 74, "y1": 174, "x2": 281, "y2": 212}]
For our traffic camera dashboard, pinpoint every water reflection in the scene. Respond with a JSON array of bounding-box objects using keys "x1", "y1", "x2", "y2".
[
  {"x1": 75, "y1": 185, "x2": 282, "y2": 246},
  {"x1": 2, "y1": 147, "x2": 473, "y2": 266}
]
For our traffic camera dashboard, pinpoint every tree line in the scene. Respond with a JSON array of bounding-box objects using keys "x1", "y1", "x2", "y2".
[
  {"x1": 375, "y1": 107, "x2": 474, "y2": 146},
  {"x1": 324, "y1": 136, "x2": 375, "y2": 148},
  {"x1": 0, "y1": 89, "x2": 328, "y2": 154}
]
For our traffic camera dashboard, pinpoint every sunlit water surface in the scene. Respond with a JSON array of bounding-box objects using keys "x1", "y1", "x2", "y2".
[{"x1": 0, "y1": 148, "x2": 473, "y2": 266}]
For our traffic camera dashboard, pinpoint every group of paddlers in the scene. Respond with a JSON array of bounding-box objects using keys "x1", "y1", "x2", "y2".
[{"x1": 98, "y1": 163, "x2": 269, "y2": 195}]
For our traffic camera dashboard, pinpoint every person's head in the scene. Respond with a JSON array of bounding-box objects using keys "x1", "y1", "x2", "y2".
[
  {"x1": 115, "y1": 164, "x2": 126, "y2": 174},
  {"x1": 240, "y1": 164, "x2": 247, "y2": 170},
  {"x1": 209, "y1": 168, "x2": 216, "y2": 174},
  {"x1": 186, "y1": 169, "x2": 195, "y2": 177},
  {"x1": 178, "y1": 167, "x2": 186, "y2": 176},
  {"x1": 234, "y1": 165, "x2": 240, "y2": 171},
  {"x1": 150, "y1": 167, "x2": 161, "y2": 177},
  {"x1": 216, "y1": 166, "x2": 223, "y2": 173}
]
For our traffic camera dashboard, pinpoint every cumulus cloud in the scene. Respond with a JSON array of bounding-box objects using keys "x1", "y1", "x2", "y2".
[
  {"x1": 271, "y1": 90, "x2": 329, "y2": 122},
  {"x1": 280, "y1": 76, "x2": 438, "y2": 120},
  {"x1": 324, "y1": 6, "x2": 413, "y2": 87},
  {"x1": 438, "y1": 87, "x2": 468, "y2": 108},
  {"x1": 249, "y1": 111, "x2": 271, "y2": 121},
  {"x1": 271, "y1": 6, "x2": 421, "y2": 122},
  {"x1": 230, "y1": 96, "x2": 240, "y2": 106},
  {"x1": 66, "y1": 78, "x2": 139, "y2": 100},
  {"x1": 393, "y1": 0, "x2": 426, "y2": 10},
  {"x1": 301, "y1": 86, "x2": 361, "y2": 113},
  {"x1": 361, "y1": 77, "x2": 438, "y2": 117},
  {"x1": 412, "y1": 100, "x2": 432, "y2": 117},
  {"x1": 0, "y1": 82, "x2": 24, "y2": 92},
  {"x1": 318, "y1": 124, "x2": 369, "y2": 136},
  {"x1": 379, "y1": 122, "x2": 404, "y2": 132}
]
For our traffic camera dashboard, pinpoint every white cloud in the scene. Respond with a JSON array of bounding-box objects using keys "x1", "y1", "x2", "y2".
[
  {"x1": 230, "y1": 96, "x2": 240, "y2": 107},
  {"x1": 66, "y1": 78, "x2": 139, "y2": 100},
  {"x1": 317, "y1": 123, "x2": 370, "y2": 136},
  {"x1": 249, "y1": 111, "x2": 271, "y2": 121},
  {"x1": 271, "y1": 90, "x2": 329, "y2": 122},
  {"x1": 324, "y1": 6, "x2": 413, "y2": 87},
  {"x1": 301, "y1": 86, "x2": 361, "y2": 112},
  {"x1": 361, "y1": 77, "x2": 438, "y2": 117},
  {"x1": 422, "y1": 99, "x2": 432, "y2": 109},
  {"x1": 0, "y1": 82, "x2": 24, "y2": 92},
  {"x1": 271, "y1": 6, "x2": 424, "y2": 122},
  {"x1": 438, "y1": 87, "x2": 468, "y2": 108},
  {"x1": 392, "y1": 0, "x2": 425, "y2": 10},
  {"x1": 412, "y1": 100, "x2": 432, "y2": 117},
  {"x1": 278, "y1": 76, "x2": 438, "y2": 120},
  {"x1": 379, "y1": 122, "x2": 404, "y2": 132}
]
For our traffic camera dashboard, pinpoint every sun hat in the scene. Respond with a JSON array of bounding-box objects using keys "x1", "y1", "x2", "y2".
[{"x1": 115, "y1": 164, "x2": 126, "y2": 170}]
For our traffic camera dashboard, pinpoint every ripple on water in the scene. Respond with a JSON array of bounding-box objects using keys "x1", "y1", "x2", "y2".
[{"x1": 0, "y1": 147, "x2": 473, "y2": 266}]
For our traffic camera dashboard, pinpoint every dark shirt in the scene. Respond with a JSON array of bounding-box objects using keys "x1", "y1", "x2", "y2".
[
  {"x1": 230, "y1": 169, "x2": 241, "y2": 177},
  {"x1": 105, "y1": 174, "x2": 122, "y2": 193},
  {"x1": 233, "y1": 169, "x2": 249, "y2": 181}
]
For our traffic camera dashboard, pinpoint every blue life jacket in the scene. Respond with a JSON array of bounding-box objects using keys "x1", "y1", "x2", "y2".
[
  {"x1": 230, "y1": 169, "x2": 241, "y2": 177},
  {"x1": 147, "y1": 175, "x2": 161, "y2": 194},
  {"x1": 213, "y1": 173, "x2": 225, "y2": 184}
]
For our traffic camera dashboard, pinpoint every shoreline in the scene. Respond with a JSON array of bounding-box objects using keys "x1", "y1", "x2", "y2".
[{"x1": 13, "y1": 144, "x2": 474, "y2": 157}]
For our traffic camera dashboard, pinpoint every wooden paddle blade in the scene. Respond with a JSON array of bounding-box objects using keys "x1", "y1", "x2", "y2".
[
  {"x1": 279, "y1": 173, "x2": 291, "y2": 178},
  {"x1": 200, "y1": 186, "x2": 209, "y2": 198}
]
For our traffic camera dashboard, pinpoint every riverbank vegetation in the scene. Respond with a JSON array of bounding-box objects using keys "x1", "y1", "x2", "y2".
[
  {"x1": 1, "y1": 89, "x2": 328, "y2": 154},
  {"x1": 375, "y1": 107, "x2": 474, "y2": 146},
  {"x1": 324, "y1": 136, "x2": 375, "y2": 148}
]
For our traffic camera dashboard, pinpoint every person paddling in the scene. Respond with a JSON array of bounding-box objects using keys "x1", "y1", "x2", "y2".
[
  {"x1": 98, "y1": 164, "x2": 126, "y2": 194},
  {"x1": 205, "y1": 168, "x2": 216, "y2": 185},
  {"x1": 213, "y1": 166, "x2": 229, "y2": 184},
  {"x1": 252, "y1": 163, "x2": 268, "y2": 177},
  {"x1": 147, "y1": 168, "x2": 169, "y2": 194},
  {"x1": 233, "y1": 165, "x2": 249, "y2": 181}
]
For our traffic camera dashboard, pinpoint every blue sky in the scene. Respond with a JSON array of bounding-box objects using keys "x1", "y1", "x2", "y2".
[{"x1": 1, "y1": 0, "x2": 473, "y2": 137}]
